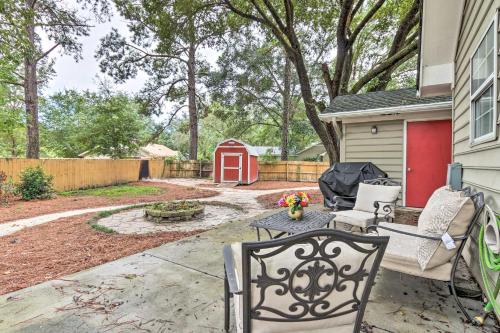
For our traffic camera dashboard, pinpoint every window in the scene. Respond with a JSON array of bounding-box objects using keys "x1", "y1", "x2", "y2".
[{"x1": 470, "y1": 21, "x2": 497, "y2": 144}]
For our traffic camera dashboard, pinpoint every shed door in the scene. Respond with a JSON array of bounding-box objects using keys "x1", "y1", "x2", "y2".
[
  {"x1": 406, "y1": 119, "x2": 452, "y2": 208},
  {"x1": 221, "y1": 153, "x2": 242, "y2": 182}
]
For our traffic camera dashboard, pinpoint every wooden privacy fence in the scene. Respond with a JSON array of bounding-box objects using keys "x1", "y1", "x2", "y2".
[
  {"x1": 0, "y1": 158, "x2": 141, "y2": 191},
  {"x1": 148, "y1": 160, "x2": 213, "y2": 179},
  {"x1": 149, "y1": 160, "x2": 329, "y2": 182},
  {"x1": 0, "y1": 158, "x2": 329, "y2": 191},
  {"x1": 258, "y1": 161, "x2": 330, "y2": 182}
]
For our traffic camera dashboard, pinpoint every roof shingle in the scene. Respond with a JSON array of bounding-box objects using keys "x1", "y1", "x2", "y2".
[{"x1": 323, "y1": 88, "x2": 451, "y2": 114}]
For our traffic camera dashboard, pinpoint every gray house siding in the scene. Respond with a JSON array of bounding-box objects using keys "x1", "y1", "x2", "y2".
[
  {"x1": 342, "y1": 120, "x2": 404, "y2": 182},
  {"x1": 454, "y1": 0, "x2": 500, "y2": 288},
  {"x1": 454, "y1": 0, "x2": 500, "y2": 211}
]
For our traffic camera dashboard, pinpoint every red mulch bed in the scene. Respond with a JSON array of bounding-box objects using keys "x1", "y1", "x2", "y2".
[
  {"x1": 0, "y1": 182, "x2": 218, "y2": 224},
  {"x1": 236, "y1": 181, "x2": 318, "y2": 190},
  {"x1": 0, "y1": 213, "x2": 202, "y2": 295},
  {"x1": 256, "y1": 189, "x2": 323, "y2": 209}
]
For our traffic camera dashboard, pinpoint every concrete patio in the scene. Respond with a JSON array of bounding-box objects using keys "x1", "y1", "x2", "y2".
[{"x1": 0, "y1": 209, "x2": 497, "y2": 333}]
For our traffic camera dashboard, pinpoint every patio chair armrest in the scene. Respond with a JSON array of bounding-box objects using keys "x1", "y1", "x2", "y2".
[
  {"x1": 373, "y1": 200, "x2": 397, "y2": 223},
  {"x1": 367, "y1": 225, "x2": 468, "y2": 241},
  {"x1": 223, "y1": 245, "x2": 242, "y2": 295}
]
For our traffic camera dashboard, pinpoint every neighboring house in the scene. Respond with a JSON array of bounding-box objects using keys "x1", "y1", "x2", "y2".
[
  {"x1": 320, "y1": 0, "x2": 500, "y2": 296},
  {"x1": 79, "y1": 143, "x2": 178, "y2": 159},
  {"x1": 319, "y1": 88, "x2": 452, "y2": 208},
  {"x1": 252, "y1": 146, "x2": 282, "y2": 160},
  {"x1": 138, "y1": 144, "x2": 178, "y2": 159},
  {"x1": 251, "y1": 146, "x2": 298, "y2": 160},
  {"x1": 296, "y1": 142, "x2": 328, "y2": 162}
]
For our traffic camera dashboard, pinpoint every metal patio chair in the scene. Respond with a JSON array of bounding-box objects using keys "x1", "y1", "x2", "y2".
[
  {"x1": 223, "y1": 229, "x2": 389, "y2": 333},
  {"x1": 332, "y1": 178, "x2": 401, "y2": 231},
  {"x1": 368, "y1": 187, "x2": 485, "y2": 323}
]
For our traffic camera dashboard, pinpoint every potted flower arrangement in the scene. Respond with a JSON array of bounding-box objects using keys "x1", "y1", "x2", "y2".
[{"x1": 278, "y1": 191, "x2": 310, "y2": 220}]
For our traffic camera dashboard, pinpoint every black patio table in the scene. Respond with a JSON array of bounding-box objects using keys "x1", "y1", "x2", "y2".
[{"x1": 249, "y1": 209, "x2": 335, "y2": 240}]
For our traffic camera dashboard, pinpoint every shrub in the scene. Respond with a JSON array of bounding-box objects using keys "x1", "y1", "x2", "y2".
[
  {"x1": 0, "y1": 171, "x2": 16, "y2": 204},
  {"x1": 17, "y1": 166, "x2": 54, "y2": 200}
]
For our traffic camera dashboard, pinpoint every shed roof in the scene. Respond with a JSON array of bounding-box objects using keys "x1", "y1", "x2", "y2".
[{"x1": 322, "y1": 88, "x2": 451, "y2": 114}]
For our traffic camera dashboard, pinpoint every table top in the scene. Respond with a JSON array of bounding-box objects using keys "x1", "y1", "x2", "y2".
[{"x1": 249, "y1": 209, "x2": 335, "y2": 234}]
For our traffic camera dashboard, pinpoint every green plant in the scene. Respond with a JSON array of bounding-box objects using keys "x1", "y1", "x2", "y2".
[
  {"x1": 0, "y1": 171, "x2": 16, "y2": 204},
  {"x1": 302, "y1": 156, "x2": 321, "y2": 162},
  {"x1": 17, "y1": 166, "x2": 54, "y2": 200},
  {"x1": 60, "y1": 185, "x2": 161, "y2": 198},
  {"x1": 90, "y1": 224, "x2": 116, "y2": 234}
]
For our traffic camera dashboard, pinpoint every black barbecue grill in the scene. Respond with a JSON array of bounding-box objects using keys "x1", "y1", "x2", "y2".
[{"x1": 319, "y1": 162, "x2": 387, "y2": 210}]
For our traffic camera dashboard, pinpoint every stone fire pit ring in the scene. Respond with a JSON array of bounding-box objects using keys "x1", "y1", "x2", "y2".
[{"x1": 144, "y1": 201, "x2": 205, "y2": 223}]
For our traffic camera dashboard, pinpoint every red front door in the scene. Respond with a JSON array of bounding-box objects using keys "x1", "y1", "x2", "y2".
[
  {"x1": 222, "y1": 154, "x2": 241, "y2": 182},
  {"x1": 406, "y1": 120, "x2": 452, "y2": 208}
]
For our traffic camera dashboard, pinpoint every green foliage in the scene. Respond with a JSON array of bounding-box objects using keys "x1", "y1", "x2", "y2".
[
  {"x1": 0, "y1": 83, "x2": 25, "y2": 157},
  {"x1": 302, "y1": 156, "x2": 322, "y2": 162},
  {"x1": 17, "y1": 166, "x2": 54, "y2": 200},
  {"x1": 60, "y1": 185, "x2": 162, "y2": 198},
  {"x1": 0, "y1": 171, "x2": 16, "y2": 204},
  {"x1": 40, "y1": 89, "x2": 151, "y2": 158},
  {"x1": 90, "y1": 224, "x2": 116, "y2": 234},
  {"x1": 87, "y1": 93, "x2": 149, "y2": 159}
]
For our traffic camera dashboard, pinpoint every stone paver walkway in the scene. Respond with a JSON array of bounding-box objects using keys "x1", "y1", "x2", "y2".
[
  {"x1": 146, "y1": 178, "x2": 318, "y2": 215},
  {"x1": 0, "y1": 178, "x2": 318, "y2": 237},
  {"x1": 0, "y1": 204, "x2": 132, "y2": 237}
]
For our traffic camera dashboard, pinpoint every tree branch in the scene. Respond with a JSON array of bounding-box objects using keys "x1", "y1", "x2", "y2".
[
  {"x1": 223, "y1": 0, "x2": 267, "y2": 25},
  {"x1": 36, "y1": 43, "x2": 61, "y2": 63},
  {"x1": 348, "y1": 0, "x2": 386, "y2": 44},
  {"x1": 351, "y1": 0, "x2": 365, "y2": 19},
  {"x1": 125, "y1": 43, "x2": 188, "y2": 64},
  {"x1": 0, "y1": 80, "x2": 23, "y2": 87},
  {"x1": 350, "y1": 40, "x2": 418, "y2": 93},
  {"x1": 261, "y1": 0, "x2": 287, "y2": 32}
]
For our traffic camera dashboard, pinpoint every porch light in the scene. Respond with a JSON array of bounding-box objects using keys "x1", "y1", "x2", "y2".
[{"x1": 371, "y1": 125, "x2": 378, "y2": 134}]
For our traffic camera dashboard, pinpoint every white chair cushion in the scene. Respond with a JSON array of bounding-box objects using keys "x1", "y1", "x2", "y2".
[
  {"x1": 230, "y1": 240, "x2": 375, "y2": 333},
  {"x1": 353, "y1": 183, "x2": 401, "y2": 217},
  {"x1": 334, "y1": 210, "x2": 376, "y2": 228},
  {"x1": 377, "y1": 222, "x2": 452, "y2": 281},
  {"x1": 416, "y1": 186, "x2": 475, "y2": 271}
]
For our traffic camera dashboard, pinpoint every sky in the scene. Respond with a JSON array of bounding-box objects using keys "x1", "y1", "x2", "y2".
[
  {"x1": 44, "y1": 1, "x2": 219, "y2": 118},
  {"x1": 45, "y1": 5, "x2": 146, "y2": 95}
]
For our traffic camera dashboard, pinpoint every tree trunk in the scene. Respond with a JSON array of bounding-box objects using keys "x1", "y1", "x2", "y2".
[
  {"x1": 292, "y1": 50, "x2": 339, "y2": 164},
  {"x1": 187, "y1": 41, "x2": 198, "y2": 160},
  {"x1": 10, "y1": 136, "x2": 18, "y2": 157},
  {"x1": 280, "y1": 56, "x2": 291, "y2": 161},
  {"x1": 24, "y1": 1, "x2": 39, "y2": 159}
]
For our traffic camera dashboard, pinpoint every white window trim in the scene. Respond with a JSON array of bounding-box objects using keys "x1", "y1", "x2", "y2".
[{"x1": 469, "y1": 13, "x2": 498, "y2": 146}]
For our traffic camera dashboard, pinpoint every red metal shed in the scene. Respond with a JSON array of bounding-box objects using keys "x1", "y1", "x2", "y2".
[{"x1": 213, "y1": 139, "x2": 259, "y2": 184}]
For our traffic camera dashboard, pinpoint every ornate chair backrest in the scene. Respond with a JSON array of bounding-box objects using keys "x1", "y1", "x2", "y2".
[
  {"x1": 240, "y1": 230, "x2": 389, "y2": 333},
  {"x1": 363, "y1": 178, "x2": 400, "y2": 186}
]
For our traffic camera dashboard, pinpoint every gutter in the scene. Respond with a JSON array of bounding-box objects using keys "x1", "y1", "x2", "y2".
[{"x1": 318, "y1": 100, "x2": 452, "y2": 122}]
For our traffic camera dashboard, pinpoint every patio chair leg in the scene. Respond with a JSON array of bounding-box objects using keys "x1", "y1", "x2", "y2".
[
  {"x1": 449, "y1": 279, "x2": 475, "y2": 323},
  {"x1": 449, "y1": 252, "x2": 477, "y2": 324},
  {"x1": 224, "y1": 273, "x2": 230, "y2": 332}
]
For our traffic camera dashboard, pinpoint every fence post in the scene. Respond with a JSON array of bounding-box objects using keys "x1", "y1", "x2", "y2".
[{"x1": 286, "y1": 161, "x2": 288, "y2": 182}]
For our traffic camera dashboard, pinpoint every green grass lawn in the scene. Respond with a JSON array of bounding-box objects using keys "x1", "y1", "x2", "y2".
[{"x1": 60, "y1": 185, "x2": 163, "y2": 198}]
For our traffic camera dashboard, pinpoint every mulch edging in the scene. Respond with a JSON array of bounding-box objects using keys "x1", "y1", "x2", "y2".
[
  {"x1": 0, "y1": 182, "x2": 218, "y2": 224},
  {"x1": 0, "y1": 212, "x2": 203, "y2": 295}
]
